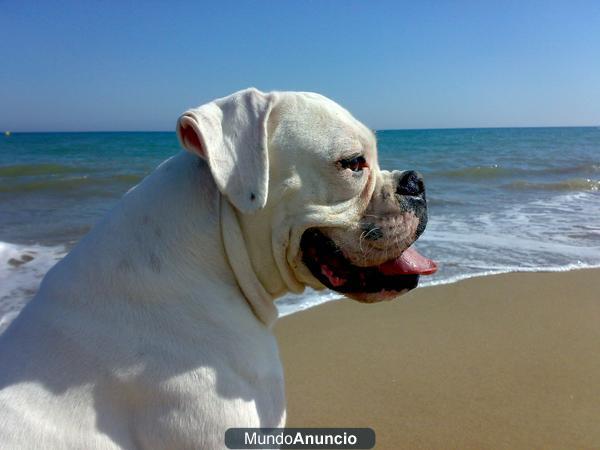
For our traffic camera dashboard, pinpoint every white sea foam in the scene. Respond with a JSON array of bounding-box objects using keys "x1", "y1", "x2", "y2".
[
  {"x1": 276, "y1": 289, "x2": 344, "y2": 317},
  {"x1": 419, "y1": 262, "x2": 600, "y2": 287},
  {"x1": 0, "y1": 241, "x2": 66, "y2": 333}
]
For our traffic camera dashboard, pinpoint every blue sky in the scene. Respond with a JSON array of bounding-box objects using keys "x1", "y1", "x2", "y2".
[{"x1": 1, "y1": 1, "x2": 599, "y2": 131}]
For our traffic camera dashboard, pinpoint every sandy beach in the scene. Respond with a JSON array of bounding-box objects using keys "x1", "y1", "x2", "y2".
[{"x1": 275, "y1": 269, "x2": 600, "y2": 449}]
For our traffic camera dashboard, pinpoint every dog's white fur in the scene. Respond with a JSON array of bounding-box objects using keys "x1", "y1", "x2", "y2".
[{"x1": 0, "y1": 89, "x2": 378, "y2": 449}]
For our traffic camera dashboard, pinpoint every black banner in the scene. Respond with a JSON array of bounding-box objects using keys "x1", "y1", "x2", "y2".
[{"x1": 225, "y1": 428, "x2": 375, "y2": 449}]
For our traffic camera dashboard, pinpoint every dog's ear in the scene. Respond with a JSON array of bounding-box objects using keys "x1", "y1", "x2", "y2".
[{"x1": 176, "y1": 88, "x2": 273, "y2": 213}]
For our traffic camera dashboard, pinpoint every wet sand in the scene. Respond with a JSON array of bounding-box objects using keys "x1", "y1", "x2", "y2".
[{"x1": 275, "y1": 269, "x2": 600, "y2": 449}]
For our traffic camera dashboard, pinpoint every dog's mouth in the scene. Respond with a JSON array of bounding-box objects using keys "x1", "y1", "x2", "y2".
[{"x1": 300, "y1": 228, "x2": 437, "y2": 302}]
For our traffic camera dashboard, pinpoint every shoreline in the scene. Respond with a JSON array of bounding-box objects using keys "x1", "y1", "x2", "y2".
[
  {"x1": 277, "y1": 264, "x2": 600, "y2": 317},
  {"x1": 275, "y1": 268, "x2": 600, "y2": 449}
]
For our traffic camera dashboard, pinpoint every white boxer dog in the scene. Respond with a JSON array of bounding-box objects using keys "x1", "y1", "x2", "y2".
[{"x1": 0, "y1": 88, "x2": 436, "y2": 449}]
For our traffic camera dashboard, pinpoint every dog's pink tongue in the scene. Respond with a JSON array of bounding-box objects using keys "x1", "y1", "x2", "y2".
[{"x1": 378, "y1": 246, "x2": 438, "y2": 276}]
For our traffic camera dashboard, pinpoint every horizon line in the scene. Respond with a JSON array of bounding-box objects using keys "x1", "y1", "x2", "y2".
[{"x1": 4, "y1": 124, "x2": 600, "y2": 134}]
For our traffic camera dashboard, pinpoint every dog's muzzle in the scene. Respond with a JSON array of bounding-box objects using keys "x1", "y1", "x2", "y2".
[{"x1": 299, "y1": 169, "x2": 437, "y2": 302}]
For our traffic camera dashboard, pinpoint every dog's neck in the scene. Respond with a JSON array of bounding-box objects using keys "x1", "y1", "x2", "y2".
[
  {"x1": 220, "y1": 198, "x2": 279, "y2": 327},
  {"x1": 43, "y1": 153, "x2": 279, "y2": 331},
  {"x1": 40, "y1": 151, "x2": 285, "y2": 332}
]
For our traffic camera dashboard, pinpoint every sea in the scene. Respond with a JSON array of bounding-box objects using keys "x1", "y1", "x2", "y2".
[{"x1": 1, "y1": 128, "x2": 600, "y2": 332}]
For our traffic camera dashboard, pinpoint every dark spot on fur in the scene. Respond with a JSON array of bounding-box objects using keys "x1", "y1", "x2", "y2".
[
  {"x1": 149, "y1": 253, "x2": 161, "y2": 273},
  {"x1": 250, "y1": 192, "x2": 256, "y2": 201},
  {"x1": 117, "y1": 258, "x2": 132, "y2": 272}
]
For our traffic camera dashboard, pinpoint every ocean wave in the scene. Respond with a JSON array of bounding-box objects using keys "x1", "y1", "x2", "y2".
[
  {"x1": 426, "y1": 198, "x2": 469, "y2": 207},
  {"x1": 277, "y1": 289, "x2": 343, "y2": 317},
  {"x1": 505, "y1": 178, "x2": 600, "y2": 192},
  {"x1": 541, "y1": 163, "x2": 600, "y2": 175},
  {"x1": 419, "y1": 262, "x2": 600, "y2": 287},
  {"x1": 431, "y1": 165, "x2": 513, "y2": 179},
  {"x1": 0, "y1": 174, "x2": 143, "y2": 194},
  {"x1": 0, "y1": 241, "x2": 66, "y2": 334},
  {"x1": 0, "y1": 163, "x2": 92, "y2": 177},
  {"x1": 431, "y1": 163, "x2": 600, "y2": 180}
]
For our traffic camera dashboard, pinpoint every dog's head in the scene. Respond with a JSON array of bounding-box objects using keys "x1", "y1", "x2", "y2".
[{"x1": 177, "y1": 88, "x2": 436, "y2": 302}]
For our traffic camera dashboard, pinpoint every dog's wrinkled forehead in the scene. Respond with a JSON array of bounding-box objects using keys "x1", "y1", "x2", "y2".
[
  {"x1": 264, "y1": 93, "x2": 380, "y2": 211},
  {"x1": 269, "y1": 92, "x2": 377, "y2": 165}
]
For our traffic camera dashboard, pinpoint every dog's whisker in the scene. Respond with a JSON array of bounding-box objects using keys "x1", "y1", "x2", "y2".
[{"x1": 359, "y1": 230, "x2": 367, "y2": 252}]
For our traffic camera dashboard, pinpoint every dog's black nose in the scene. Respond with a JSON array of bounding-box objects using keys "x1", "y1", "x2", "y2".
[{"x1": 396, "y1": 170, "x2": 425, "y2": 197}]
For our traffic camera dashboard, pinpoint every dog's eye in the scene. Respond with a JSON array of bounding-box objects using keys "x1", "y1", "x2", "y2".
[{"x1": 339, "y1": 155, "x2": 367, "y2": 172}]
